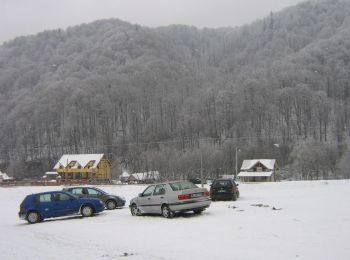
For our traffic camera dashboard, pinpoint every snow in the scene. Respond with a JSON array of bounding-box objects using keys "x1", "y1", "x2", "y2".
[
  {"x1": 0, "y1": 171, "x2": 13, "y2": 180},
  {"x1": 1, "y1": 180, "x2": 350, "y2": 260},
  {"x1": 120, "y1": 172, "x2": 130, "y2": 178},
  {"x1": 53, "y1": 154, "x2": 104, "y2": 169},
  {"x1": 131, "y1": 171, "x2": 160, "y2": 181},
  {"x1": 241, "y1": 159, "x2": 276, "y2": 170}
]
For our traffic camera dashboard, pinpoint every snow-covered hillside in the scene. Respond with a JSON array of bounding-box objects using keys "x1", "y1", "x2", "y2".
[{"x1": 0, "y1": 180, "x2": 349, "y2": 260}]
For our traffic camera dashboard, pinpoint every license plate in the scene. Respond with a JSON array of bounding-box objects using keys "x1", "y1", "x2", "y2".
[{"x1": 191, "y1": 193, "x2": 202, "y2": 198}]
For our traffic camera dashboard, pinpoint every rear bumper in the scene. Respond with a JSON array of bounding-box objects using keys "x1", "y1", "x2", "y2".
[
  {"x1": 211, "y1": 193, "x2": 235, "y2": 200},
  {"x1": 169, "y1": 198, "x2": 211, "y2": 212}
]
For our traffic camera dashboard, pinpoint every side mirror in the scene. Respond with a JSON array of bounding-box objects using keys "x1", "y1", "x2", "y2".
[{"x1": 138, "y1": 193, "x2": 143, "y2": 197}]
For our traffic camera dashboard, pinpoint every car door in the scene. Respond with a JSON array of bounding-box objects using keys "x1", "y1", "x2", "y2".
[
  {"x1": 51, "y1": 192, "x2": 77, "y2": 217},
  {"x1": 137, "y1": 185, "x2": 155, "y2": 213},
  {"x1": 150, "y1": 184, "x2": 167, "y2": 214},
  {"x1": 35, "y1": 193, "x2": 55, "y2": 218}
]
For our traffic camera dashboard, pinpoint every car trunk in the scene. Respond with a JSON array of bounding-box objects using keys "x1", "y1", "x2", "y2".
[{"x1": 180, "y1": 187, "x2": 208, "y2": 199}]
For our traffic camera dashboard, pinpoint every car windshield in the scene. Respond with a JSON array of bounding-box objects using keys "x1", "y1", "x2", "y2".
[
  {"x1": 212, "y1": 180, "x2": 232, "y2": 188},
  {"x1": 169, "y1": 181, "x2": 197, "y2": 191}
]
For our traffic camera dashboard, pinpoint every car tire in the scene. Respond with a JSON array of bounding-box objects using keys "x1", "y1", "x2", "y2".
[
  {"x1": 27, "y1": 211, "x2": 40, "y2": 224},
  {"x1": 130, "y1": 204, "x2": 141, "y2": 216},
  {"x1": 193, "y1": 209, "x2": 204, "y2": 214},
  {"x1": 161, "y1": 205, "x2": 175, "y2": 218},
  {"x1": 81, "y1": 205, "x2": 94, "y2": 217},
  {"x1": 232, "y1": 194, "x2": 237, "y2": 201},
  {"x1": 106, "y1": 200, "x2": 117, "y2": 210}
]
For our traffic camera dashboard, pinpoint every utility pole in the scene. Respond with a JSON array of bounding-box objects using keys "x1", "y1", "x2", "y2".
[
  {"x1": 235, "y1": 147, "x2": 239, "y2": 179},
  {"x1": 200, "y1": 149, "x2": 203, "y2": 187}
]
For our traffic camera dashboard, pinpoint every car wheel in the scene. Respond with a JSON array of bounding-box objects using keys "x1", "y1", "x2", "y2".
[
  {"x1": 27, "y1": 211, "x2": 40, "y2": 224},
  {"x1": 130, "y1": 204, "x2": 141, "y2": 216},
  {"x1": 81, "y1": 205, "x2": 94, "y2": 217},
  {"x1": 106, "y1": 200, "x2": 117, "y2": 210},
  {"x1": 193, "y1": 209, "x2": 204, "y2": 214},
  {"x1": 161, "y1": 205, "x2": 175, "y2": 218}
]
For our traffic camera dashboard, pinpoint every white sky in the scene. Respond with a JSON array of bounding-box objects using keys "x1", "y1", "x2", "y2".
[{"x1": 1, "y1": 0, "x2": 304, "y2": 43}]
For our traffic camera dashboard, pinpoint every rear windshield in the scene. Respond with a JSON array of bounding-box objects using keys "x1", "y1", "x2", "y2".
[
  {"x1": 212, "y1": 180, "x2": 232, "y2": 188},
  {"x1": 169, "y1": 181, "x2": 197, "y2": 191}
]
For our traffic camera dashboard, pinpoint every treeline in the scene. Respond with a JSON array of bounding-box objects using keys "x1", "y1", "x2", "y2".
[{"x1": 1, "y1": 0, "x2": 350, "y2": 180}]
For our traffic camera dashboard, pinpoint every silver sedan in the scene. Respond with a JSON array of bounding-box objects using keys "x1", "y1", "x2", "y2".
[{"x1": 129, "y1": 181, "x2": 211, "y2": 218}]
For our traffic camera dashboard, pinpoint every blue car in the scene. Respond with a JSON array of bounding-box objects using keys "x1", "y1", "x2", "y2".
[{"x1": 18, "y1": 191, "x2": 105, "y2": 224}]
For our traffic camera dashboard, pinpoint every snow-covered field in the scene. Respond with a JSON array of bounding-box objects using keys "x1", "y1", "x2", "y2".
[{"x1": 1, "y1": 180, "x2": 350, "y2": 260}]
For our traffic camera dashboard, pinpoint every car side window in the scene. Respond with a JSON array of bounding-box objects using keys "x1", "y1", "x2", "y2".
[
  {"x1": 142, "y1": 185, "x2": 155, "y2": 197},
  {"x1": 153, "y1": 184, "x2": 166, "y2": 196},
  {"x1": 72, "y1": 188, "x2": 84, "y2": 195},
  {"x1": 39, "y1": 194, "x2": 52, "y2": 203},
  {"x1": 87, "y1": 188, "x2": 101, "y2": 195},
  {"x1": 57, "y1": 193, "x2": 71, "y2": 201}
]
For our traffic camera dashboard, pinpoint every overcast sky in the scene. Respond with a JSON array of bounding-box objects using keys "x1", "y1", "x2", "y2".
[{"x1": 1, "y1": 0, "x2": 304, "y2": 43}]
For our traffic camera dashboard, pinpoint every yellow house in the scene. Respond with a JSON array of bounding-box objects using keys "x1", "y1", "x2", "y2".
[{"x1": 54, "y1": 154, "x2": 111, "y2": 181}]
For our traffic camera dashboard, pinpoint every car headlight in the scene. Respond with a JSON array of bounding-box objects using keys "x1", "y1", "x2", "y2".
[{"x1": 99, "y1": 200, "x2": 104, "y2": 205}]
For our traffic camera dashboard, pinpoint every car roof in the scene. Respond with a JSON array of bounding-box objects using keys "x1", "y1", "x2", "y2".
[
  {"x1": 63, "y1": 186, "x2": 96, "y2": 189},
  {"x1": 147, "y1": 180, "x2": 194, "y2": 186},
  {"x1": 28, "y1": 190, "x2": 70, "y2": 196}
]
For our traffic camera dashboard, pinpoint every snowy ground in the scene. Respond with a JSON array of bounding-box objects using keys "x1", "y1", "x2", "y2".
[{"x1": 1, "y1": 180, "x2": 350, "y2": 260}]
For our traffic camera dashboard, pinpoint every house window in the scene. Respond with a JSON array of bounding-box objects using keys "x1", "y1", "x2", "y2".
[{"x1": 68, "y1": 161, "x2": 77, "y2": 168}]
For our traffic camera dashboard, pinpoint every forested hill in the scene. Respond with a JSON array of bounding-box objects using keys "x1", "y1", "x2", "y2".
[{"x1": 1, "y1": 0, "x2": 350, "y2": 180}]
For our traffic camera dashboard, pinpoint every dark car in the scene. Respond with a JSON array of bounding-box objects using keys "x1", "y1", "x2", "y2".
[
  {"x1": 18, "y1": 191, "x2": 105, "y2": 224},
  {"x1": 210, "y1": 179, "x2": 240, "y2": 201},
  {"x1": 63, "y1": 186, "x2": 126, "y2": 210}
]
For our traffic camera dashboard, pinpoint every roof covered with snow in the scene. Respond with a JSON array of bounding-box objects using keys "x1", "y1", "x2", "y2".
[
  {"x1": 131, "y1": 171, "x2": 160, "y2": 181},
  {"x1": 240, "y1": 159, "x2": 276, "y2": 170},
  {"x1": 120, "y1": 172, "x2": 130, "y2": 178},
  {"x1": 0, "y1": 171, "x2": 13, "y2": 180},
  {"x1": 45, "y1": 172, "x2": 59, "y2": 175},
  {"x1": 53, "y1": 154, "x2": 105, "y2": 169},
  {"x1": 237, "y1": 171, "x2": 273, "y2": 177}
]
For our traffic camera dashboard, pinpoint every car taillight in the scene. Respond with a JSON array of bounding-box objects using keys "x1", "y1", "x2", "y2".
[
  {"x1": 203, "y1": 191, "x2": 210, "y2": 197},
  {"x1": 229, "y1": 187, "x2": 236, "y2": 193},
  {"x1": 178, "y1": 194, "x2": 190, "y2": 200}
]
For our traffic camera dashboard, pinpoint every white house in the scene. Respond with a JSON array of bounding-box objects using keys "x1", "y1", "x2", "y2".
[{"x1": 237, "y1": 159, "x2": 278, "y2": 182}]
